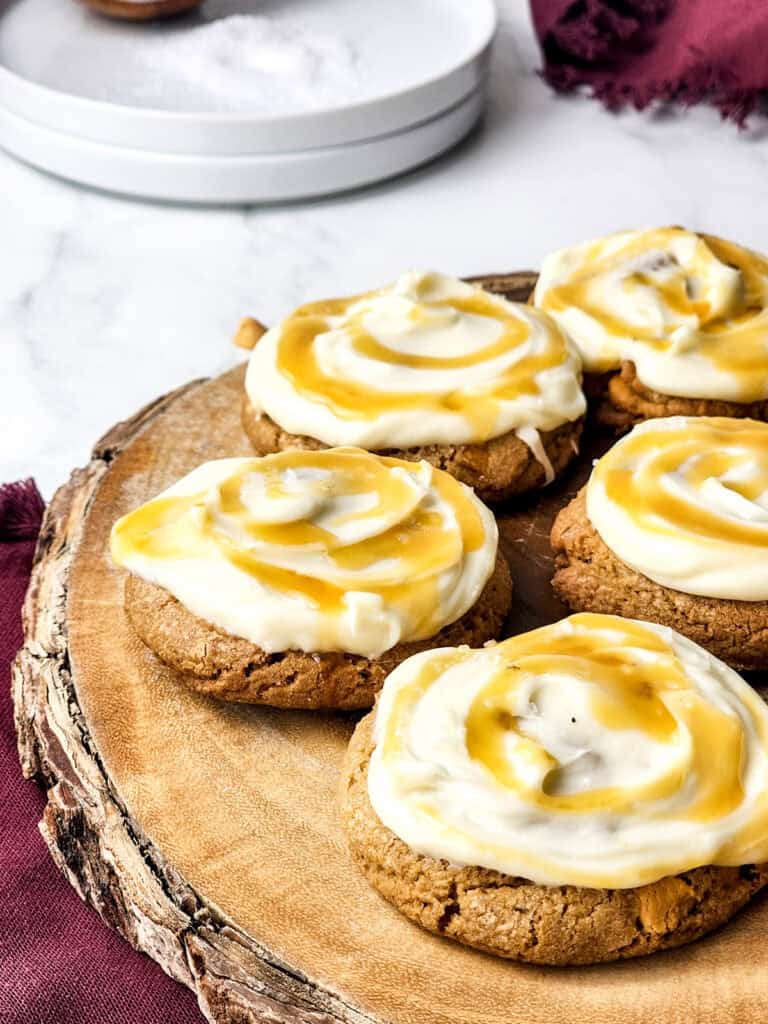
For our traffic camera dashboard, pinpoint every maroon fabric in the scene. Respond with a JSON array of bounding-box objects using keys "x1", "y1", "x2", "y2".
[
  {"x1": 531, "y1": 0, "x2": 768, "y2": 123},
  {"x1": 0, "y1": 480, "x2": 203, "y2": 1024}
]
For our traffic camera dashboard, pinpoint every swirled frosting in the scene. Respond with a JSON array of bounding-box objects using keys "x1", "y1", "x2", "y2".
[
  {"x1": 244, "y1": 271, "x2": 585, "y2": 471},
  {"x1": 533, "y1": 228, "x2": 768, "y2": 402},
  {"x1": 587, "y1": 417, "x2": 768, "y2": 601},
  {"x1": 110, "y1": 448, "x2": 497, "y2": 658},
  {"x1": 368, "y1": 613, "x2": 768, "y2": 888}
]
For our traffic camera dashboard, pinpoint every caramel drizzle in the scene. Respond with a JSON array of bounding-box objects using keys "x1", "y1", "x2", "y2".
[
  {"x1": 538, "y1": 228, "x2": 768, "y2": 399},
  {"x1": 464, "y1": 620, "x2": 742, "y2": 821},
  {"x1": 378, "y1": 614, "x2": 768, "y2": 877},
  {"x1": 593, "y1": 418, "x2": 768, "y2": 548},
  {"x1": 273, "y1": 285, "x2": 573, "y2": 441},
  {"x1": 111, "y1": 448, "x2": 487, "y2": 642}
]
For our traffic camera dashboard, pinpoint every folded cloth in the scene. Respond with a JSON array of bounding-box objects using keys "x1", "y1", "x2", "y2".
[
  {"x1": 531, "y1": 0, "x2": 768, "y2": 123},
  {"x1": 0, "y1": 480, "x2": 202, "y2": 1024}
]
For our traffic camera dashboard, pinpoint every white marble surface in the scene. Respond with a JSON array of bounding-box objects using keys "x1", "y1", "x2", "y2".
[{"x1": 4, "y1": 1, "x2": 768, "y2": 497}]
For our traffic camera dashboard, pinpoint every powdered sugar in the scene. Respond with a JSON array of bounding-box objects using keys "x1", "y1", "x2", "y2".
[
  {"x1": 108, "y1": 14, "x2": 361, "y2": 113},
  {"x1": 1, "y1": 7, "x2": 361, "y2": 113}
]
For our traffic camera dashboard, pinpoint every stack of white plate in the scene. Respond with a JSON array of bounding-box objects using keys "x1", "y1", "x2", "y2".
[{"x1": 0, "y1": 0, "x2": 496, "y2": 203}]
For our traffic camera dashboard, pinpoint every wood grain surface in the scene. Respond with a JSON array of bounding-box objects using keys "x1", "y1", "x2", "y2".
[{"x1": 13, "y1": 274, "x2": 768, "y2": 1024}]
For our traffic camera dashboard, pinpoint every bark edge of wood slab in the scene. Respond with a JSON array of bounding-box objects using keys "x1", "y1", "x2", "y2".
[{"x1": 12, "y1": 379, "x2": 373, "y2": 1024}]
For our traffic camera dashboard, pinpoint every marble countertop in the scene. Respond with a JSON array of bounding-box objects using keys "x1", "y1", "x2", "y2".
[{"x1": 4, "y1": 1, "x2": 768, "y2": 498}]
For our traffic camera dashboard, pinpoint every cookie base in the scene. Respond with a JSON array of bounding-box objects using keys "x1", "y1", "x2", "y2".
[
  {"x1": 241, "y1": 398, "x2": 582, "y2": 505},
  {"x1": 551, "y1": 489, "x2": 768, "y2": 670},
  {"x1": 341, "y1": 712, "x2": 768, "y2": 965},
  {"x1": 586, "y1": 363, "x2": 768, "y2": 433},
  {"x1": 123, "y1": 553, "x2": 512, "y2": 709}
]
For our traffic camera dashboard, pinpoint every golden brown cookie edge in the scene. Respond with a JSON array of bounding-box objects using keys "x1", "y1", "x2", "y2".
[
  {"x1": 123, "y1": 553, "x2": 513, "y2": 710},
  {"x1": 240, "y1": 398, "x2": 583, "y2": 506},
  {"x1": 586, "y1": 363, "x2": 768, "y2": 434},
  {"x1": 340, "y1": 711, "x2": 768, "y2": 965},
  {"x1": 550, "y1": 488, "x2": 768, "y2": 670}
]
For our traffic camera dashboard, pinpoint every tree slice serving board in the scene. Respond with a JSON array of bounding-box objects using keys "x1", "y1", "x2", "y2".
[{"x1": 13, "y1": 273, "x2": 768, "y2": 1024}]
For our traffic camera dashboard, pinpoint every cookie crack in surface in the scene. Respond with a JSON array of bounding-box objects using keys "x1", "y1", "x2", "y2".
[{"x1": 436, "y1": 882, "x2": 460, "y2": 933}]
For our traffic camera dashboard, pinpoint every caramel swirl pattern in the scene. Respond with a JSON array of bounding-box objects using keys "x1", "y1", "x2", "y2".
[
  {"x1": 245, "y1": 271, "x2": 585, "y2": 457},
  {"x1": 587, "y1": 417, "x2": 768, "y2": 601},
  {"x1": 534, "y1": 228, "x2": 768, "y2": 402},
  {"x1": 368, "y1": 614, "x2": 768, "y2": 888},
  {"x1": 110, "y1": 448, "x2": 497, "y2": 658}
]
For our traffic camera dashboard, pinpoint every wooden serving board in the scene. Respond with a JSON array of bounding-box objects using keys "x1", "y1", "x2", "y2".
[{"x1": 13, "y1": 274, "x2": 768, "y2": 1024}]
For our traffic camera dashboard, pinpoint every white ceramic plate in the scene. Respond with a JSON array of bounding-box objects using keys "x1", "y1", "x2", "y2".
[
  {"x1": 0, "y1": 0, "x2": 495, "y2": 154},
  {"x1": 0, "y1": 83, "x2": 485, "y2": 202}
]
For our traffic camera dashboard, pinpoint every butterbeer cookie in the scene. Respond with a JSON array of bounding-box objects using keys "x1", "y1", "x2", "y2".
[
  {"x1": 341, "y1": 614, "x2": 768, "y2": 965},
  {"x1": 241, "y1": 271, "x2": 586, "y2": 504},
  {"x1": 552, "y1": 417, "x2": 768, "y2": 669},
  {"x1": 111, "y1": 447, "x2": 512, "y2": 709},
  {"x1": 534, "y1": 228, "x2": 768, "y2": 431}
]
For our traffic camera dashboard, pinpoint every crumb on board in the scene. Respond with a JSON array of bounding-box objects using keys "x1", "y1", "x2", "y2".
[{"x1": 234, "y1": 317, "x2": 267, "y2": 350}]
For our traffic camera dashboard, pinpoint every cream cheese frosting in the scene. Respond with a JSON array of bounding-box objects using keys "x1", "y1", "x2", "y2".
[
  {"x1": 533, "y1": 227, "x2": 768, "y2": 402},
  {"x1": 110, "y1": 448, "x2": 498, "y2": 659},
  {"x1": 587, "y1": 417, "x2": 768, "y2": 601},
  {"x1": 368, "y1": 613, "x2": 768, "y2": 889},
  {"x1": 244, "y1": 271, "x2": 586, "y2": 471}
]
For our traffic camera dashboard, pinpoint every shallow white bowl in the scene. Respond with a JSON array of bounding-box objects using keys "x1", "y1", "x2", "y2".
[
  {"x1": 0, "y1": 83, "x2": 485, "y2": 203},
  {"x1": 0, "y1": 0, "x2": 496, "y2": 155}
]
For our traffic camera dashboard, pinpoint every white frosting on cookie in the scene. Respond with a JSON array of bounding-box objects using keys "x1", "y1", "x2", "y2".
[
  {"x1": 534, "y1": 228, "x2": 768, "y2": 402},
  {"x1": 245, "y1": 272, "x2": 585, "y2": 470},
  {"x1": 587, "y1": 417, "x2": 768, "y2": 601},
  {"x1": 368, "y1": 614, "x2": 768, "y2": 888},
  {"x1": 110, "y1": 448, "x2": 497, "y2": 658}
]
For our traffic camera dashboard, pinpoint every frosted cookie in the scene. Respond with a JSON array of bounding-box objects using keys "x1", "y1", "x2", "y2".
[
  {"x1": 552, "y1": 417, "x2": 768, "y2": 669},
  {"x1": 111, "y1": 447, "x2": 511, "y2": 709},
  {"x1": 534, "y1": 228, "x2": 768, "y2": 431},
  {"x1": 241, "y1": 271, "x2": 586, "y2": 504},
  {"x1": 341, "y1": 614, "x2": 768, "y2": 965}
]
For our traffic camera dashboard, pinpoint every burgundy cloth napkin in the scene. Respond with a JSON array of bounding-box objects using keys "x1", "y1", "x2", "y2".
[
  {"x1": 531, "y1": 0, "x2": 768, "y2": 123},
  {"x1": 0, "y1": 480, "x2": 203, "y2": 1024}
]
